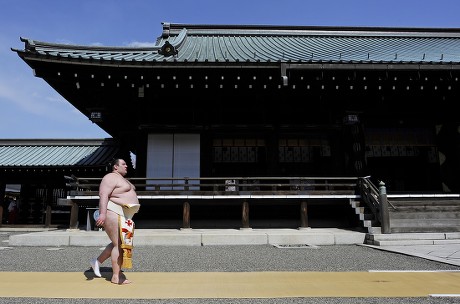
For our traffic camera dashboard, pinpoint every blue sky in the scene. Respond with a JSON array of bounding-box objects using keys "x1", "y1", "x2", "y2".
[{"x1": 1, "y1": 0, "x2": 460, "y2": 139}]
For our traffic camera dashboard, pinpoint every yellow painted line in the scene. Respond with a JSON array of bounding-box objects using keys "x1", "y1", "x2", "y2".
[{"x1": 0, "y1": 271, "x2": 460, "y2": 299}]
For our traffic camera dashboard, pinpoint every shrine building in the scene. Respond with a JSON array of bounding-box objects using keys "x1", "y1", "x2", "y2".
[{"x1": 6, "y1": 22, "x2": 460, "y2": 228}]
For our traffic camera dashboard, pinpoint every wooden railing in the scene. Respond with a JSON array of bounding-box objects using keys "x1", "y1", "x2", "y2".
[
  {"x1": 357, "y1": 177, "x2": 382, "y2": 223},
  {"x1": 65, "y1": 176, "x2": 360, "y2": 197},
  {"x1": 55, "y1": 176, "x2": 460, "y2": 232},
  {"x1": 61, "y1": 176, "x2": 362, "y2": 230}
]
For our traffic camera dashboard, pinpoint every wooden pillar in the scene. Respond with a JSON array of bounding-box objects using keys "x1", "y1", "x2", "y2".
[
  {"x1": 242, "y1": 200, "x2": 250, "y2": 228},
  {"x1": 69, "y1": 201, "x2": 79, "y2": 229},
  {"x1": 182, "y1": 201, "x2": 190, "y2": 229},
  {"x1": 300, "y1": 201, "x2": 308, "y2": 228},
  {"x1": 44, "y1": 205, "x2": 52, "y2": 228}
]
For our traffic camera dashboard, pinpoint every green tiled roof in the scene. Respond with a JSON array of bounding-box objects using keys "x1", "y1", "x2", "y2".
[
  {"x1": 13, "y1": 22, "x2": 460, "y2": 65},
  {"x1": 0, "y1": 139, "x2": 119, "y2": 167}
]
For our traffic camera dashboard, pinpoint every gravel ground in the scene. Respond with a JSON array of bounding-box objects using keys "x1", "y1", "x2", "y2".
[{"x1": 1, "y1": 231, "x2": 459, "y2": 304}]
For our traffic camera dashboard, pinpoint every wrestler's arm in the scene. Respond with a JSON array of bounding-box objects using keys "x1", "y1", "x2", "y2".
[{"x1": 96, "y1": 174, "x2": 117, "y2": 226}]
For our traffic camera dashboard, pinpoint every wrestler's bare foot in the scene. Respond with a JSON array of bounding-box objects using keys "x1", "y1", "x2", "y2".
[
  {"x1": 111, "y1": 274, "x2": 132, "y2": 285},
  {"x1": 111, "y1": 279, "x2": 132, "y2": 285}
]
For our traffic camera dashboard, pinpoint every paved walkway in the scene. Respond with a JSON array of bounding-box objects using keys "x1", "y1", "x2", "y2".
[
  {"x1": 364, "y1": 243, "x2": 460, "y2": 267},
  {"x1": 1, "y1": 271, "x2": 460, "y2": 298}
]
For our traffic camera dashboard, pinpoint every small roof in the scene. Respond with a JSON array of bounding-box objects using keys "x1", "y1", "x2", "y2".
[
  {"x1": 13, "y1": 22, "x2": 460, "y2": 65},
  {"x1": 0, "y1": 138, "x2": 119, "y2": 167}
]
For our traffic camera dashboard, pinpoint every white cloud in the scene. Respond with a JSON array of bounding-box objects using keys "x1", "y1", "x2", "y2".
[{"x1": 127, "y1": 41, "x2": 157, "y2": 48}]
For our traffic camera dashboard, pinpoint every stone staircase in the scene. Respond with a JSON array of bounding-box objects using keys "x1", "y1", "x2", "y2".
[
  {"x1": 350, "y1": 199, "x2": 381, "y2": 234},
  {"x1": 350, "y1": 197, "x2": 460, "y2": 246}
]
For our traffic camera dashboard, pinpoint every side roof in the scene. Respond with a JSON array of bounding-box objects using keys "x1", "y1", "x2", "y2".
[
  {"x1": 12, "y1": 22, "x2": 460, "y2": 65},
  {"x1": 0, "y1": 138, "x2": 119, "y2": 167}
]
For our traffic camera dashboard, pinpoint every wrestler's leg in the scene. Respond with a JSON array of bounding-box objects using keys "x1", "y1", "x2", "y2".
[
  {"x1": 96, "y1": 209, "x2": 117, "y2": 265},
  {"x1": 104, "y1": 210, "x2": 131, "y2": 284},
  {"x1": 97, "y1": 242, "x2": 114, "y2": 265}
]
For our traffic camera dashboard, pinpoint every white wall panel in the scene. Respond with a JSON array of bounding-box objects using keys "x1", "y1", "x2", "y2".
[
  {"x1": 146, "y1": 134, "x2": 200, "y2": 182},
  {"x1": 146, "y1": 134, "x2": 174, "y2": 178},
  {"x1": 173, "y1": 134, "x2": 200, "y2": 179}
]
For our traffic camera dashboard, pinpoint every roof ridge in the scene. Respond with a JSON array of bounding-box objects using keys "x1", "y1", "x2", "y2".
[{"x1": 163, "y1": 22, "x2": 460, "y2": 38}]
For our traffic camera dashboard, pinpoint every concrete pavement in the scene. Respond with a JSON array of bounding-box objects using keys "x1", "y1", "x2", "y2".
[
  {"x1": 3, "y1": 227, "x2": 460, "y2": 266},
  {"x1": 363, "y1": 243, "x2": 460, "y2": 267}
]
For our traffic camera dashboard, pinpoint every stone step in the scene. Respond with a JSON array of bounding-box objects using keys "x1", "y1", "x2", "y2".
[
  {"x1": 362, "y1": 219, "x2": 380, "y2": 228},
  {"x1": 371, "y1": 238, "x2": 460, "y2": 246},
  {"x1": 367, "y1": 226, "x2": 381, "y2": 234},
  {"x1": 366, "y1": 232, "x2": 460, "y2": 246},
  {"x1": 6, "y1": 228, "x2": 367, "y2": 247},
  {"x1": 359, "y1": 213, "x2": 375, "y2": 221}
]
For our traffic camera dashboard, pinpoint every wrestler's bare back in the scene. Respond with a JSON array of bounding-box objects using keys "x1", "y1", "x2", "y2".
[{"x1": 100, "y1": 172, "x2": 139, "y2": 205}]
